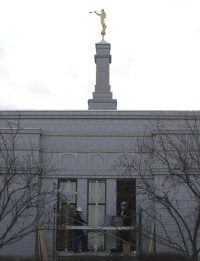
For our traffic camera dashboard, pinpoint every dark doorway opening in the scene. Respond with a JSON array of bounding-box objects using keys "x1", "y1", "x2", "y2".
[
  {"x1": 117, "y1": 179, "x2": 136, "y2": 215},
  {"x1": 117, "y1": 179, "x2": 136, "y2": 250}
]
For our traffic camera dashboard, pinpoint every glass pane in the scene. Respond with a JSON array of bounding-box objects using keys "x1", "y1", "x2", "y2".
[
  {"x1": 57, "y1": 180, "x2": 76, "y2": 251},
  {"x1": 88, "y1": 232, "x2": 105, "y2": 251},
  {"x1": 63, "y1": 203, "x2": 75, "y2": 224},
  {"x1": 88, "y1": 205, "x2": 105, "y2": 227},
  {"x1": 57, "y1": 203, "x2": 75, "y2": 251},
  {"x1": 88, "y1": 205, "x2": 105, "y2": 250},
  {"x1": 59, "y1": 181, "x2": 76, "y2": 204},
  {"x1": 89, "y1": 181, "x2": 105, "y2": 204}
]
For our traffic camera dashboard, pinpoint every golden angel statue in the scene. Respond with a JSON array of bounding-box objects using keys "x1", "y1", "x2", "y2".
[{"x1": 90, "y1": 9, "x2": 107, "y2": 36}]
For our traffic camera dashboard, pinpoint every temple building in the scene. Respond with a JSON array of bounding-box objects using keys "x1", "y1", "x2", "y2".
[{"x1": 0, "y1": 36, "x2": 199, "y2": 261}]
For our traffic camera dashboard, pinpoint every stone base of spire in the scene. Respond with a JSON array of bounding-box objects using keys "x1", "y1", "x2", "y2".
[
  {"x1": 88, "y1": 99, "x2": 117, "y2": 110},
  {"x1": 88, "y1": 41, "x2": 117, "y2": 110}
]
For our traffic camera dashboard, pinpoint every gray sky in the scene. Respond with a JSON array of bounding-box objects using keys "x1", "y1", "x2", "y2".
[{"x1": 0, "y1": 0, "x2": 200, "y2": 110}]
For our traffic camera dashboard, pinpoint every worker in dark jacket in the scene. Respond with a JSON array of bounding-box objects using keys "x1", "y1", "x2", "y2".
[
  {"x1": 117, "y1": 201, "x2": 132, "y2": 251},
  {"x1": 119, "y1": 201, "x2": 131, "y2": 226},
  {"x1": 73, "y1": 207, "x2": 87, "y2": 252}
]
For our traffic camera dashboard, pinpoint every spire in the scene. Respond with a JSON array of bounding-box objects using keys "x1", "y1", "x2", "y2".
[{"x1": 88, "y1": 40, "x2": 117, "y2": 110}]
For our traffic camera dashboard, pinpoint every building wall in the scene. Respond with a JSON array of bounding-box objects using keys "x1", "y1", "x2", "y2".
[
  {"x1": 0, "y1": 110, "x2": 197, "y2": 258},
  {"x1": 0, "y1": 128, "x2": 41, "y2": 257}
]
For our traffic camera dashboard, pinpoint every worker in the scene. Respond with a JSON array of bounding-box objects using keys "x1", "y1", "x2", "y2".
[
  {"x1": 117, "y1": 201, "x2": 131, "y2": 251},
  {"x1": 72, "y1": 207, "x2": 87, "y2": 252}
]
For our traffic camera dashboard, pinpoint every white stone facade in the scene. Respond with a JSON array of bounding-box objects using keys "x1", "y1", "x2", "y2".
[{"x1": 0, "y1": 110, "x2": 198, "y2": 259}]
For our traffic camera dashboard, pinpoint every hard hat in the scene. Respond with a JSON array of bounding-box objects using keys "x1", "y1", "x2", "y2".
[
  {"x1": 76, "y1": 207, "x2": 83, "y2": 212},
  {"x1": 121, "y1": 201, "x2": 128, "y2": 206}
]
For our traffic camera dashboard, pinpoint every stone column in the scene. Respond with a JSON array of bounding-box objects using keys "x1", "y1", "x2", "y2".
[{"x1": 106, "y1": 179, "x2": 117, "y2": 250}]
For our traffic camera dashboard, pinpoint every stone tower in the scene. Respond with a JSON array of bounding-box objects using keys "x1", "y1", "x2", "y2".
[{"x1": 88, "y1": 39, "x2": 117, "y2": 110}]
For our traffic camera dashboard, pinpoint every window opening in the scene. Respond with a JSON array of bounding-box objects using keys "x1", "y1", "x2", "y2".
[
  {"x1": 56, "y1": 179, "x2": 77, "y2": 251},
  {"x1": 88, "y1": 180, "x2": 106, "y2": 251},
  {"x1": 117, "y1": 179, "x2": 136, "y2": 251}
]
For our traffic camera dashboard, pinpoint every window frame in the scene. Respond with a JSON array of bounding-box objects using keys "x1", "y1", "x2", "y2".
[{"x1": 87, "y1": 179, "x2": 106, "y2": 251}]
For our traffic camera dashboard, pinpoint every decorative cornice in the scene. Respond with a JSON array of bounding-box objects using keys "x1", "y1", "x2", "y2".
[
  {"x1": 0, "y1": 127, "x2": 42, "y2": 134},
  {"x1": 0, "y1": 110, "x2": 200, "y2": 120}
]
